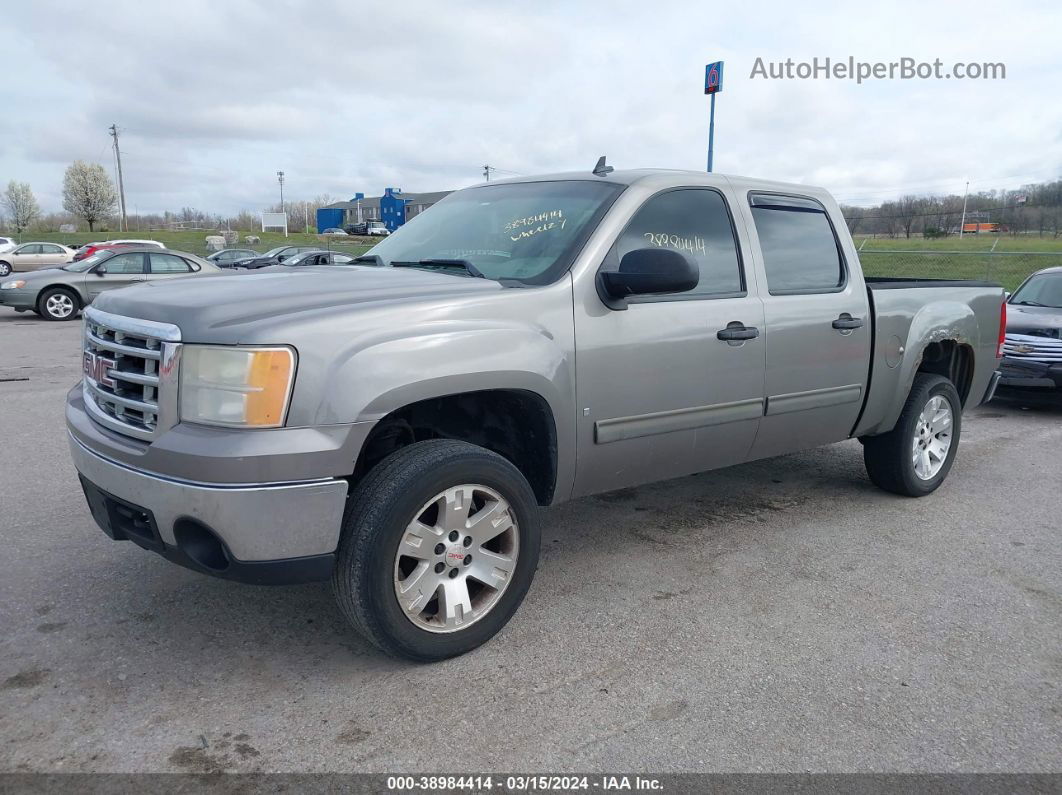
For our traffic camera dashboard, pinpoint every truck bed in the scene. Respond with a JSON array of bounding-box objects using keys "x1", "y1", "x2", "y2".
[{"x1": 853, "y1": 279, "x2": 1004, "y2": 438}]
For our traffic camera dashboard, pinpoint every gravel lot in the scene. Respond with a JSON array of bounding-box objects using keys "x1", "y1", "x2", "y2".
[{"x1": 0, "y1": 308, "x2": 1059, "y2": 774}]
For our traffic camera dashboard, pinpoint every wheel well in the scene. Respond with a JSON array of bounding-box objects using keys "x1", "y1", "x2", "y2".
[
  {"x1": 38, "y1": 284, "x2": 81, "y2": 303},
  {"x1": 351, "y1": 390, "x2": 558, "y2": 505},
  {"x1": 916, "y1": 340, "x2": 974, "y2": 405}
]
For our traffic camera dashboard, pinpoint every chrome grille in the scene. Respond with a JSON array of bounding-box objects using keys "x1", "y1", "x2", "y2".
[
  {"x1": 82, "y1": 307, "x2": 181, "y2": 441},
  {"x1": 1002, "y1": 332, "x2": 1062, "y2": 363}
]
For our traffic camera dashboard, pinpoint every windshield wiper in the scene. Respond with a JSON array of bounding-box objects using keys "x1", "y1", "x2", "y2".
[
  {"x1": 1015, "y1": 300, "x2": 1047, "y2": 307},
  {"x1": 353, "y1": 255, "x2": 383, "y2": 266},
  {"x1": 392, "y1": 259, "x2": 487, "y2": 279}
]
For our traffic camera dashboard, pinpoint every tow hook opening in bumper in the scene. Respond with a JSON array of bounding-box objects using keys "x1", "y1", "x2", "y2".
[{"x1": 174, "y1": 519, "x2": 230, "y2": 572}]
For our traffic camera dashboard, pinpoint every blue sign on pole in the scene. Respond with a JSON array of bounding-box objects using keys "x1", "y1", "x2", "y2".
[
  {"x1": 704, "y1": 61, "x2": 724, "y2": 94},
  {"x1": 704, "y1": 61, "x2": 724, "y2": 172}
]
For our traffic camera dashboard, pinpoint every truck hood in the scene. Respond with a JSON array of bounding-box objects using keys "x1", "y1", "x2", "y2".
[
  {"x1": 93, "y1": 265, "x2": 505, "y2": 339},
  {"x1": 1006, "y1": 303, "x2": 1062, "y2": 336}
]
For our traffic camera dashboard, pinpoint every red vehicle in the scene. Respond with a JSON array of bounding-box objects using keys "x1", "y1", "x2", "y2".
[{"x1": 72, "y1": 242, "x2": 137, "y2": 262}]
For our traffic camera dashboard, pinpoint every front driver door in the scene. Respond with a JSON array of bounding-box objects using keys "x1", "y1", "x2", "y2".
[
  {"x1": 573, "y1": 186, "x2": 766, "y2": 497},
  {"x1": 10, "y1": 244, "x2": 42, "y2": 271},
  {"x1": 87, "y1": 252, "x2": 147, "y2": 300}
]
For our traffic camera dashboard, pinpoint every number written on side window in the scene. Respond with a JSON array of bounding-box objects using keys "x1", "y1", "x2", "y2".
[
  {"x1": 750, "y1": 195, "x2": 845, "y2": 294},
  {"x1": 605, "y1": 188, "x2": 743, "y2": 298}
]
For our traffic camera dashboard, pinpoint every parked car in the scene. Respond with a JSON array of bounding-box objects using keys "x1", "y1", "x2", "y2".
[
  {"x1": 73, "y1": 239, "x2": 165, "y2": 262},
  {"x1": 230, "y1": 245, "x2": 321, "y2": 269},
  {"x1": 65, "y1": 167, "x2": 1004, "y2": 661},
  {"x1": 207, "y1": 248, "x2": 261, "y2": 268},
  {"x1": 998, "y1": 266, "x2": 1062, "y2": 393},
  {"x1": 278, "y1": 250, "x2": 357, "y2": 267},
  {"x1": 0, "y1": 242, "x2": 76, "y2": 276},
  {"x1": 345, "y1": 221, "x2": 390, "y2": 236},
  {"x1": 320, "y1": 228, "x2": 348, "y2": 236},
  {"x1": 0, "y1": 246, "x2": 220, "y2": 321},
  {"x1": 0, "y1": 236, "x2": 16, "y2": 254}
]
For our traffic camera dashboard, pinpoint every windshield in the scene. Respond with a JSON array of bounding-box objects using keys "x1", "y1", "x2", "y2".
[
  {"x1": 1010, "y1": 271, "x2": 1062, "y2": 309},
  {"x1": 262, "y1": 246, "x2": 290, "y2": 258},
  {"x1": 63, "y1": 252, "x2": 107, "y2": 272},
  {"x1": 365, "y1": 180, "x2": 623, "y2": 285}
]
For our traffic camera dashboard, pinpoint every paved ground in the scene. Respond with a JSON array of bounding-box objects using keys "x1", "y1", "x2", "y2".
[{"x1": 0, "y1": 308, "x2": 1059, "y2": 774}]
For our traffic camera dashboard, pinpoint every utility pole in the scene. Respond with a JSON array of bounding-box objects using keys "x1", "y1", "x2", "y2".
[
  {"x1": 277, "y1": 171, "x2": 285, "y2": 214},
  {"x1": 483, "y1": 165, "x2": 493, "y2": 181},
  {"x1": 958, "y1": 180, "x2": 969, "y2": 238},
  {"x1": 109, "y1": 124, "x2": 128, "y2": 232}
]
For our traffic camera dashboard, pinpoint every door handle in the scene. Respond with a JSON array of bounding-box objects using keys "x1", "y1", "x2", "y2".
[
  {"x1": 717, "y1": 323, "x2": 760, "y2": 341},
  {"x1": 832, "y1": 314, "x2": 864, "y2": 330}
]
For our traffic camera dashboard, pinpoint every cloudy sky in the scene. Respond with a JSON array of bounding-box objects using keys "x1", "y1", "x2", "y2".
[{"x1": 1, "y1": 0, "x2": 1059, "y2": 215}]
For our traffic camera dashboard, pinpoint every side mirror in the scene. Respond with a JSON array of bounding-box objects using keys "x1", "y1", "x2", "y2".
[
  {"x1": 598, "y1": 248, "x2": 698, "y2": 308},
  {"x1": 94, "y1": 265, "x2": 107, "y2": 276}
]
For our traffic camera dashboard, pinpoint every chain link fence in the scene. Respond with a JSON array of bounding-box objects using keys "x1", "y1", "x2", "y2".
[{"x1": 857, "y1": 250, "x2": 1062, "y2": 292}]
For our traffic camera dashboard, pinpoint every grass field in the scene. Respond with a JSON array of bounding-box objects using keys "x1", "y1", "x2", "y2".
[
  {"x1": 8, "y1": 230, "x2": 1061, "y2": 292},
  {"x1": 13, "y1": 229, "x2": 375, "y2": 258}
]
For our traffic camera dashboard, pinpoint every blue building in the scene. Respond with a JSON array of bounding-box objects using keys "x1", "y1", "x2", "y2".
[{"x1": 317, "y1": 188, "x2": 451, "y2": 233}]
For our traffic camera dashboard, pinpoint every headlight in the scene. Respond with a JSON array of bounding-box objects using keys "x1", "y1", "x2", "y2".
[
  {"x1": 179, "y1": 345, "x2": 296, "y2": 428},
  {"x1": 1, "y1": 280, "x2": 26, "y2": 289}
]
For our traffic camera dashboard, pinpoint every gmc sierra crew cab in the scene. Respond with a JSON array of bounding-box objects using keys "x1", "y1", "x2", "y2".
[{"x1": 66, "y1": 167, "x2": 1005, "y2": 661}]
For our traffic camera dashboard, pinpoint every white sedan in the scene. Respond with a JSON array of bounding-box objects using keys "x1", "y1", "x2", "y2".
[{"x1": 0, "y1": 243, "x2": 76, "y2": 276}]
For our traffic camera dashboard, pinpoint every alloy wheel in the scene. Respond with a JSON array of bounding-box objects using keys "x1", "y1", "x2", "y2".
[
  {"x1": 393, "y1": 484, "x2": 519, "y2": 633},
  {"x1": 911, "y1": 394, "x2": 953, "y2": 480},
  {"x1": 45, "y1": 293, "x2": 75, "y2": 319}
]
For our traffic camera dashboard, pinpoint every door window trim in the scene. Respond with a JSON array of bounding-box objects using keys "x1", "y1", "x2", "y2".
[
  {"x1": 748, "y1": 191, "x2": 849, "y2": 296},
  {"x1": 598, "y1": 186, "x2": 748, "y2": 304}
]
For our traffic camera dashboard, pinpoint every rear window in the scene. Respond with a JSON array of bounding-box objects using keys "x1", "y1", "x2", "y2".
[{"x1": 749, "y1": 194, "x2": 846, "y2": 294}]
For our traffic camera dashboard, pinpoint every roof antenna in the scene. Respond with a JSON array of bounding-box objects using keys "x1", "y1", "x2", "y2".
[{"x1": 592, "y1": 156, "x2": 613, "y2": 177}]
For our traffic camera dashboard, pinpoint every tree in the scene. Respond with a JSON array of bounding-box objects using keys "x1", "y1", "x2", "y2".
[
  {"x1": 62, "y1": 161, "x2": 117, "y2": 232},
  {"x1": 1, "y1": 181, "x2": 40, "y2": 235}
]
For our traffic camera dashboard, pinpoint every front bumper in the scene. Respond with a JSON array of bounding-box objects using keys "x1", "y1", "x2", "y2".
[
  {"x1": 69, "y1": 431, "x2": 349, "y2": 584},
  {"x1": 999, "y1": 356, "x2": 1062, "y2": 390},
  {"x1": 0, "y1": 287, "x2": 37, "y2": 310}
]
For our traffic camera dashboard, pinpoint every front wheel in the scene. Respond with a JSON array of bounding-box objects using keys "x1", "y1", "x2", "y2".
[
  {"x1": 333, "y1": 440, "x2": 541, "y2": 661},
  {"x1": 38, "y1": 287, "x2": 80, "y2": 321},
  {"x1": 863, "y1": 373, "x2": 962, "y2": 496},
  {"x1": 0, "y1": 261, "x2": 11, "y2": 277}
]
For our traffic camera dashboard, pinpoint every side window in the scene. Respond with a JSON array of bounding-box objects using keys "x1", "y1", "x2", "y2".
[
  {"x1": 332, "y1": 253, "x2": 354, "y2": 264},
  {"x1": 604, "y1": 188, "x2": 744, "y2": 299},
  {"x1": 150, "y1": 253, "x2": 192, "y2": 273},
  {"x1": 749, "y1": 194, "x2": 845, "y2": 294},
  {"x1": 41, "y1": 244, "x2": 63, "y2": 253},
  {"x1": 18, "y1": 244, "x2": 42, "y2": 255},
  {"x1": 103, "y1": 253, "x2": 145, "y2": 274}
]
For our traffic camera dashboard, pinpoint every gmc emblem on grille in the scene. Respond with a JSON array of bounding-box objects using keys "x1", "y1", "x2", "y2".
[{"x1": 83, "y1": 352, "x2": 116, "y2": 388}]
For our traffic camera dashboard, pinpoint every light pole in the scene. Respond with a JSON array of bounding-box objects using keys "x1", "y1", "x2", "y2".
[{"x1": 277, "y1": 171, "x2": 285, "y2": 215}]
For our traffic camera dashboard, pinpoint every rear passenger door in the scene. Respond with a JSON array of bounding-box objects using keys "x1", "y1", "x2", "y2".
[
  {"x1": 740, "y1": 193, "x2": 871, "y2": 459},
  {"x1": 88, "y1": 252, "x2": 147, "y2": 299},
  {"x1": 148, "y1": 252, "x2": 196, "y2": 282},
  {"x1": 573, "y1": 187, "x2": 766, "y2": 497}
]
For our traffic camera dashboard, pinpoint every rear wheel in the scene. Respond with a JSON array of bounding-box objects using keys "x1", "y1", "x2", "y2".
[
  {"x1": 38, "y1": 287, "x2": 79, "y2": 321},
  {"x1": 333, "y1": 440, "x2": 541, "y2": 661},
  {"x1": 863, "y1": 373, "x2": 961, "y2": 496}
]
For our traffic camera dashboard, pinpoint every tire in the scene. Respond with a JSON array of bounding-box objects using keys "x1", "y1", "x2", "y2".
[
  {"x1": 863, "y1": 373, "x2": 962, "y2": 497},
  {"x1": 37, "y1": 287, "x2": 80, "y2": 321},
  {"x1": 0, "y1": 261, "x2": 10, "y2": 277},
  {"x1": 333, "y1": 440, "x2": 541, "y2": 661}
]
